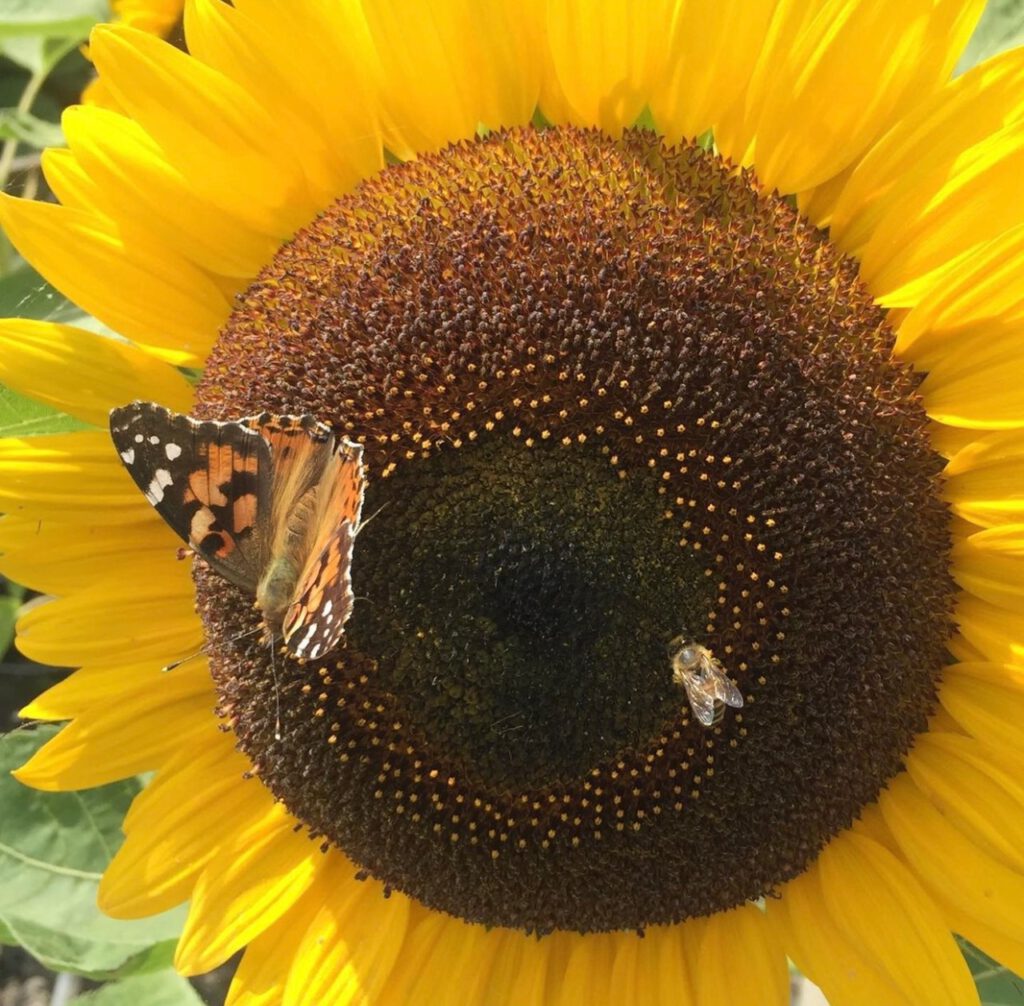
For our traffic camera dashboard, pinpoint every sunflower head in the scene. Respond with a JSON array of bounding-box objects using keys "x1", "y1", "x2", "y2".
[{"x1": 191, "y1": 125, "x2": 952, "y2": 934}]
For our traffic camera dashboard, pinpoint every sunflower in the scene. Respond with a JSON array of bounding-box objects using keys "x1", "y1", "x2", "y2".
[{"x1": 2, "y1": 1, "x2": 1024, "y2": 1003}]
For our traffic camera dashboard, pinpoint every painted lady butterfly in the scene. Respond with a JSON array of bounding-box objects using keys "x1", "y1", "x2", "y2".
[{"x1": 109, "y1": 402, "x2": 365, "y2": 661}]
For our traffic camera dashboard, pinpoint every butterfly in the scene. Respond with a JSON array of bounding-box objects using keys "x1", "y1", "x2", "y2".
[{"x1": 109, "y1": 402, "x2": 365, "y2": 662}]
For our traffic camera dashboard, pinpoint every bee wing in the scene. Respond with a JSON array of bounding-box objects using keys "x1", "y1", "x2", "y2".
[
  {"x1": 708, "y1": 665, "x2": 745, "y2": 709},
  {"x1": 681, "y1": 675, "x2": 718, "y2": 726}
]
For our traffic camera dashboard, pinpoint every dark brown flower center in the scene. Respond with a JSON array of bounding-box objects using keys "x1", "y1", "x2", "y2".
[{"x1": 195, "y1": 126, "x2": 951, "y2": 934}]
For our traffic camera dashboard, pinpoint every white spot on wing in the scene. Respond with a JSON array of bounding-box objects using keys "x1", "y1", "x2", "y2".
[
  {"x1": 134, "y1": 433, "x2": 144, "y2": 443},
  {"x1": 120, "y1": 448, "x2": 135, "y2": 464},
  {"x1": 145, "y1": 468, "x2": 173, "y2": 504},
  {"x1": 295, "y1": 624, "x2": 317, "y2": 656},
  {"x1": 164, "y1": 442, "x2": 182, "y2": 460},
  {"x1": 322, "y1": 600, "x2": 333, "y2": 617},
  {"x1": 148, "y1": 435, "x2": 160, "y2": 445}
]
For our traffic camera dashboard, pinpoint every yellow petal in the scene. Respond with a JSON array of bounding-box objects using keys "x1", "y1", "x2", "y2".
[
  {"x1": 14, "y1": 693, "x2": 213, "y2": 790},
  {"x1": 227, "y1": 881, "x2": 328, "y2": 1006},
  {"x1": 0, "y1": 430, "x2": 163, "y2": 524},
  {"x1": 896, "y1": 223, "x2": 1024, "y2": 363},
  {"x1": 613, "y1": 925, "x2": 697, "y2": 1006},
  {"x1": 15, "y1": 569, "x2": 199, "y2": 667},
  {"x1": 872, "y1": 128, "x2": 1024, "y2": 308},
  {"x1": 881, "y1": 773, "x2": 1024, "y2": 942},
  {"x1": 907, "y1": 732, "x2": 1024, "y2": 872},
  {"x1": 962, "y1": 523, "x2": 1024, "y2": 557},
  {"x1": 176, "y1": 801, "x2": 322, "y2": 975},
  {"x1": 948, "y1": 634, "x2": 990, "y2": 665},
  {"x1": 850, "y1": 803, "x2": 902, "y2": 857},
  {"x1": 363, "y1": 0, "x2": 540, "y2": 156},
  {"x1": 468, "y1": 928, "x2": 564, "y2": 1006},
  {"x1": 99, "y1": 740, "x2": 257, "y2": 917},
  {"x1": 770, "y1": 866, "x2": 912, "y2": 1006},
  {"x1": 650, "y1": 0, "x2": 775, "y2": 144},
  {"x1": 40, "y1": 147, "x2": 106, "y2": 212},
  {"x1": 832, "y1": 47, "x2": 1024, "y2": 250},
  {"x1": 283, "y1": 864, "x2": 410, "y2": 1006},
  {"x1": 21, "y1": 655, "x2": 209, "y2": 722},
  {"x1": 602, "y1": 934, "x2": 643, "y2": 1003},
  {"x1": 828, "y1": 46, "x2": 1024, "y2": 305},
  {"x1": 757, "y1": 0, "x2": 978, "y2": 193},
  {"x1": 944, "y1": 431, "x2": 1024, "y2": 527},
  {"x1": 817, "y1": 830, "x2": 977, "y2": 1005},
  {"x1": 797, "y1": 162, "x2": 855, "y2": 229},
  {"x1": 89, "y1": 24, "x2": 315, "y2": 236},
  {"x1": 556, "y1": 933, "x2": 617, "y2": 1004},
  {"x1": 0, "y1": 195, "x2": 227, "y2": 361},
  {"x1": 372, "y1": 908, "x2": 450, "y2": 1006},
  {"x1": 717, "y1": 0, "x2": 983, "y2": 194},
  {"x1": 0, "y1": 515, "x2": 175, "y2": 598},
  {"x1": 936, "y1": 893, "x2": 1024, "y2": 980},
  {"x1": 955, "y1": 595, "x2": 1024, "y2": 665},
  {"x1": 110, "y1": 0, "x2": 183, "y2": 36},
  {"x1": 694, "y1": 903, "x2": 789, "y2": 1006},
  {"x1": 535, "y1": 931, "x2": 649, "y2": 1006},
  {"x1": 921, "y1": 327, "x2": 1024, "y2": 430},
  {"x1": 535, "y1": 17, "x2": 573, "y2": 126},
  {"x1": 185, "y1": 0, "x2": 382, "y2": 203},
  {"x1": 953, "y1": 536, "x2": 1024, "y2": 611},
  {"x1": 544, "y1": 0, "x2": 673, "y2": 136},
  {"x1": 0, "y1": 319, "x2": 193, "y2": 428},
  {"x1": 928, "y1": 421, "x2": 978, "y2": 461},
  {"x1": 331, "y1": 893, "x2": 483, "y2": 1006},
  {"x1": 470, "y1": 0, "x2": 544, "y2": 133},
  {"x1": 940, "y1": 661, "x2": 1024, "y2": 758},
  {"x1": 63, "y1": 105, "x2": 280, "y2": 279},
  {"x1": 361, "y1": 0, "x2": 479, "y2": 154}
]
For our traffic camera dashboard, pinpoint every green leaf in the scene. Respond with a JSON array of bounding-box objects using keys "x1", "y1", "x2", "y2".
[
  {"x1": 957, "y1": 0, "x2": 1024, "y2": 74},
  {"x1": 71, "y1": 971, "x2": 203, "y2": 1006},
  {"x1": 0, "y1": 0, "x2": 109, "y2": 38},
  {"x1": 0, "y1": 579, "x2": 25, "y2": 655},
  {"x1": 959, "y1": 938, "x2": 1024, "y2": 1004},
  {"x1": 0, "y1": 384, "x2": 89, "y2": 436},
  {"x1": 0, "y1": 108, "x2": 64, "y2": 148},
  {"x1": 0, "y1": 726, "x2": 187, "y2": 979},
  {"x1": 0, "y1": 33, "x2": 71, "y2": 76},
  {"x1": 0, "y1": 1, "x2": 107, "y2": 75},
  {"x1": 0, "y1": 257, "x2": 93, "y2": 325}
]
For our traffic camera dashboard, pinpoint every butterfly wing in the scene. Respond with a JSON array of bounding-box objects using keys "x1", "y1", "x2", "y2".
[
  {"x1": 241, "y1": 414, "x2": 337, "y2": 519},
  {"x1": 281, "y1": 439, "x2": 365, "y2": 660},
  {"x1": 110, "y1": 402, "x2": 270, "y2": 592},
  {"x1": 282, "y1": 519, "x2": 357, "y2": 660}
]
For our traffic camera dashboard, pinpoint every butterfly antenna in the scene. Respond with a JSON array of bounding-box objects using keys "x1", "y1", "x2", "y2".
[
  {"x1": 162, "y1": 652, "x2": 203, "y2": 673},
  {"x1": 270, "y1": 635, "x2": 283, "y2": 742},
  {"x1": 354, "y1": 500, "x2": 390, "y2": 535},
  {"x1": 162, "y1": 625, "x2": 264, "y2": 673}
]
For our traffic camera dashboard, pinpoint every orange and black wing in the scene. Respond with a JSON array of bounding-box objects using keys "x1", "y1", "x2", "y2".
[
  {"x1": 110, "y1": 401, "x2": 270, "y2": 592},
  {"x1": 281, "y1": 439, "x2": 365, "y2": 660},
  {"x1": 240, "y1": 413, "x2": 337, "y2": 523}
]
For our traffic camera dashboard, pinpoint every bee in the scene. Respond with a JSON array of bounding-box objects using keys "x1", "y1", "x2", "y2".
[{"x1": 668, "y1": 636, "x2": 744, "y2": 727}]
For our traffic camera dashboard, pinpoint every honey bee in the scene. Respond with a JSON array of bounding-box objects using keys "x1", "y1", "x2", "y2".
[{"x1": 668, "y1": 636, "x2": 744, "y2": 727}]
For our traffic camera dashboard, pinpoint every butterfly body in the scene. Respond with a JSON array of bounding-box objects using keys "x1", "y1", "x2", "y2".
[
  {"x1": 257, "y1": 555, "x2": 303, "y2": 628},
  {"x1": 110, "y1": 402, "x2": 365, "y2": 661}
]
